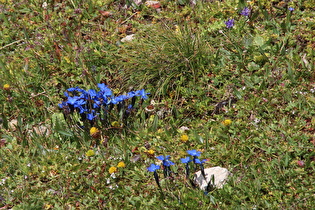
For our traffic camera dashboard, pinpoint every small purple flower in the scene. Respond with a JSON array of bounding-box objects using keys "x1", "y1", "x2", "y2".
[
  {"x1": 288, "y1": 7, "x2": 294, "y2": 12},
  {"x1": 224, "y1": 18, "x2": 235, "y2": 29},
  {"x1": 240, "y1": 7, "x2": 251, "y2": 16}
]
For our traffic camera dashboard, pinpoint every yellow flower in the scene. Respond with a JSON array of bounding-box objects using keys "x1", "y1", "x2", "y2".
[
  {"x1": 111, "y1": 121, "x2": 120, "y2": 127},
  {"x1": 222, "y1": 119, "x2": 232, "y2": 126},
  {"x1": 86, "y1": 150, "x2": 95, "y2": 157},
  {"x1": 109, "y1": 166, "x2": 117, "y2": 174},
  {"x1": 180, "y1": 134, "x2": 189, "y2": 142},
  {"x1": 44, "y1": 203, "x2": 53, "y2": 210},
  {"x1": 3, "y1": 84, "x2": 10, "y2": 90},
  {"x1": 147, "y1": 149, "x2": 155, "y2": 155},
  {"x1": 175, "y1": 25, "x2": 180, "y2": 34},
  {"x1": 90, "y1": 127, "x2": 99, "y2": 138},
  {"x1": 157, "y1": 129, "x2": 163, "y2": 133},
  {"x1": 63, "y1": 56, "x2": 71, "y2": 63},
  {"x1": 117, "y1": 161, "x2": 125, "y2": 168}
]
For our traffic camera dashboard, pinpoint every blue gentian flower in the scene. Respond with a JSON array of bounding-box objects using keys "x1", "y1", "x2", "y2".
[
  {"x1": 147, "y1": 164, "x2": 161, "y2": 188},
  {"x1": 157, "y1": 155, "x2": 175, "y2": 178},
  {"x1": 187, "y1": 150, "x2": 201, "y2": 157},
  {"x1": 78, "y1": 106, "x2": 87, "y2": 114},
  {"x1": 136, "y1": 89, "x2": 150, "y2": 100},
  {"x1": 194, "y1": 158, "x2": 207, "y2": 164},
  {"x1": 73, "y1": 99, "x2": 86, "y2": 108},
  {"x1": 180, "y1": 156, "x2": 191, "y2": 164},
  {"x1": 224, "y1": 18, "x2": 235, "y2": 29},
  {"x1": 87, "y1": 111, "x2": 97, "y2": 121},
  {"x1": 240, "y1": 7, "x2": 251, "y2": 16},
  {"x1": 67, "y1": 87, "x2": 80, "y2": 92},
  {"x1": 88, "y1": 89, "x2": 98, "y2": 99},
  {"x1": 288, "y1": 7, "x2": 294, "y2": 11},
  {"x1": 66, "y1": 96, "x2": 79, "y2": 105},
  {"x1": 93, "y1": 99, "x2": 101, "y2": 109},
  {"x1": 156, "y1": 155, "x2": 175, "y2": 167},
  {"x1": 98, "y1": 83, "x2": 112, "y2": 97},
  {"x1": 195, "y1": 158, "x2": 207, "y2": 178},
  {"x1": 58, "y1": 101, "x2": 67, "y2": 108},
  {"x1": 147, "y1": 163, "x2": 160, "y2": 172},
  {"x1": 181, "y1": 156, "x2": 192, "y2": 178},
  {"x1": 127, "y1": 91, "x2": 137, "y2": 98}
]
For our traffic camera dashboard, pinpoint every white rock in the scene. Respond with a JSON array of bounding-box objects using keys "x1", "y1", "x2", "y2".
[
  {"x1": 145, "y1": 1, "x2": 161, "y2": 8},
  {"x1": 133, "y1": 0, "x2": 143, "y2": 5},
  {"x1": 32, "y1": 125, "x2": 51, "y2": 136},
  {"x1": 8, "y1": 119, "x2": 19, "y2": 131},
  {"x1": 194, "y1": 166, "x2": 231, "y2": 190},
  {"x1": 121, "y1": 34, "x2": 135, "y2": 42}
]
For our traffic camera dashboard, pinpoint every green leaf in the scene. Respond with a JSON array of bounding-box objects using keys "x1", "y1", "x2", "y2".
[
  {"x1": 254, "y1": 35, "x2": 265, "y2": 47},
  {"x1": 57, "y1": 130, "x2": 74, "y2": 137},
  {"x1": 1, "y1": 114, "x2": 8, "y2": 130}
]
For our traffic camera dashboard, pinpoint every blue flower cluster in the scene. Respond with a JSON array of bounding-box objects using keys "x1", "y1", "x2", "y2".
[
  {"x1": 59, "y1": 83, "x2": 149, "y2": 125},
  {"x1": 147, "y1": 150, "x2": 208, "y2": 187},
  {"x1": 147, "y1": 155, "x2": 176, "y2": 187},
  {"x1": 181, "y1": 150, "x2": 207, "y2": 178}
]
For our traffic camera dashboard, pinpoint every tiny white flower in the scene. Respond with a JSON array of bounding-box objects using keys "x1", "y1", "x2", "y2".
[
  {"x1": 42, "y1": 2, "x2": 48, "y2": 9},
  {"x1": 110, "y1": 173, "x2": 116, "y2": 179}
]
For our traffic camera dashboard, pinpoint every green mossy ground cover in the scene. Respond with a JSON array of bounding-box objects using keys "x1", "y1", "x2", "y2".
[{"x1": 0, "y1": 0, "x2": 314, "y2": 209}]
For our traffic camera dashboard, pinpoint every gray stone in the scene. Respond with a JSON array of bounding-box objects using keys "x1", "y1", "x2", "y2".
[{"x1": 194, "y1": 166, "x2": 231, "y2": 190}]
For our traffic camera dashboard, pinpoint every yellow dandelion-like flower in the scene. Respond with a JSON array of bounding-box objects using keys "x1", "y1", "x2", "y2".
[
  {"x1": 90, "y1": 127, "x2": 99, "y2": 138},
  {"x1": 3, "y1": 84, "x2": 10, "y2": 90},
  {"x1": 86, "y1": 150, "x2": 95, "y2": 157},
  {"x1": 147, "y1": 149, "x2": 155, "y2": 155},
  {"x1": 180, "y1": 134, "x2": 189, "y2": 143},
  {"x1": 117, "y1": 161, "x2": 125, "y2": 168},
  {"x1": 222, "y1": 119, "x2": 232, "y2": 126},
  {"x1": 109, "y1": 166, "x2": 117, "y2": 174}
]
